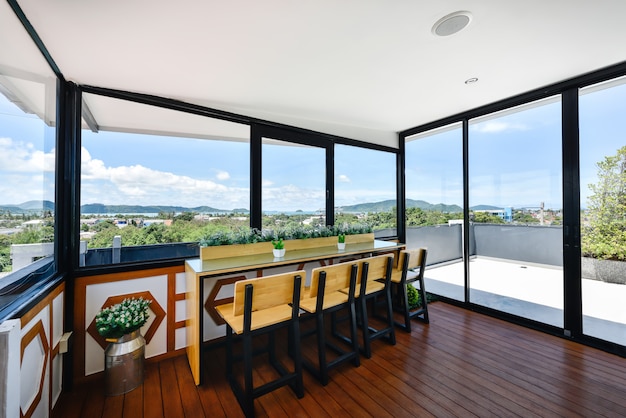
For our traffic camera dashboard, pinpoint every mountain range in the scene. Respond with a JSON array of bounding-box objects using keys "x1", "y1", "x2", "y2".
[
  {"x1": 0, "y1": 200, "x2": 503, "y2": 215},
  {"x1": 0, "y1": 200, "x2": 55, "y2": 214},
  {"x1": 337, "y1": 199, "x2": 465, "y2": 213}
]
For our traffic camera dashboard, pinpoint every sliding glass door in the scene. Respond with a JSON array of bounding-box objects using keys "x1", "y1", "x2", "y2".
[
  {"x1": 468, "y1": 98, "x2": 564, "y2": 326},
  {"x1": 405, "y1": 124, "x2": 464, "y2": 301},
  {"x1": 579, "y1": 77, "x2": 626, "y2": 345}
]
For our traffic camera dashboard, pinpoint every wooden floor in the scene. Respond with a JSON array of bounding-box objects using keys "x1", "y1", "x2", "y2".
[{"x1": 53, "y1": 302, "x2": 626, "y2": 417}]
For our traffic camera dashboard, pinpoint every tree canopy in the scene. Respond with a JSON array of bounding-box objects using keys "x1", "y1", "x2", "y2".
[{"x1": 582, "y1": 146, "x2": 626, "y2": 260}]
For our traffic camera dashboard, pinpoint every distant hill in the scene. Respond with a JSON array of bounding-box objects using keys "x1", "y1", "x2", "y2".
[
  {"x1": 337, "y1": 199, "x2": 463, "y2": 213},
  {"x1": 0, "y1": 200, "x2": 55, "y2": 214},
  {"x1": 470, "y1": 204, "x2": 504, "y2": 211},
  {"x1": 81, "y1": 203, "x2": 232, "y2": 214},
  {"x1": 0, "y1": 200, "x2": 502, "y2": 216}
]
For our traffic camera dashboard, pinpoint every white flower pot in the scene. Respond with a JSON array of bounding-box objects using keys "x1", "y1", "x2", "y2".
[
  {"x1": 337, "y1": 242, "x2": 346, "y2": 250},
  {"x1": 273, "y1": 248, "x2": 285, "y2": 258}
]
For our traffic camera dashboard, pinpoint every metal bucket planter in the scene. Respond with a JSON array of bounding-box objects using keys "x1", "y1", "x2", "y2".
[{"x1": 104, "y1": 330, "x2": 145, "y2": 396}]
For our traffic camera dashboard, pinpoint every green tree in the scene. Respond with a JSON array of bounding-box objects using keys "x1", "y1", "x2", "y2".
[
  {"x1": 582, "y1": 146, "x2": 626, "y2": 260},
  {"x1": 365, "y1": 209, "x2": 396, "y2": 229},
  {"x1": 513, "y1": 211, "x2": 539, "y2": 224},
  {"x1": 472, "y1": 211, "x2": 505, "y2": 224},
  {"x1": 0, "y1": 235, "x2": 12, "y2": 272},
  {"x1": 174, "y1": 212, "x2": 196, "y2": 222},
  {"x1": 11, "y1": 228, "x2": 45, "y2": 244}
]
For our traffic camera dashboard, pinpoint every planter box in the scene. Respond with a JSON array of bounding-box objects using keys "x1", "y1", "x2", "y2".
[
  {"x1": 581, "y1": 257, "x2": 626, "y2": 285},
  {"x1": 200, "y1": 233, "x2": 375, "y2": 261}
]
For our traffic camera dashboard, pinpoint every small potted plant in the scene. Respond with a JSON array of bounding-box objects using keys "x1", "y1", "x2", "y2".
[
  {"x1": 271, "y1": 238, "x2": 285, "y2": 258},
  {"x1": 96, "y1": 297, "x2": 151, "y2": 396},
  {"x1": 337, "y1": 233, "x2": 346, "y2": 250}
]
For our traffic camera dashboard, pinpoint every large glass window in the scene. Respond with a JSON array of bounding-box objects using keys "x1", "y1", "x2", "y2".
[
  {"x1": 335, "y1": 144, "x2": 397, "y2": 236},
  {"x1": 0, "y1": 5, "x2": 57, "y2": 280},
  {"x1": 580, "y1": 77, "x2": 626, "y2": 345},
  {"x1": 80, "y1": 93, "x2": 249, "y2": 266},
  {"x1": 468, "y1": 97, "x2": 563, "y2": 326},
  {"x1": 0, "y1": 83, "x2": 56, "y2": 278},
  {"x1": 405, "y1": 124, "x2": 464, "y2": 300},
  {"x1": 261, "y1": 138, "x2": 326, "y2": 229}
]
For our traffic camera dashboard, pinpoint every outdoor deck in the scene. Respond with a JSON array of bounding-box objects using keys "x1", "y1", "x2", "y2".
[
  {"x1": 426, "y1": 256, "x2": 626, "y2": 345},
  {"x1": 53, "y1": 302, "x2": 626, "y2": 417}
]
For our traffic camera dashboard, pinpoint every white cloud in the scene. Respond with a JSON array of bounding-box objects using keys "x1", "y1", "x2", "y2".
[
  {"x1": 262, "y1": 183, "x2": 326, "y2": 212},
  {"x1": 0, "y1": 137, "x2": 55, "y2": 204},
  {"x1": 80, "y1": 147, "x2": 249, "y2": 208},
  {"x1": 337, "y1": 174, "x2": 351, "y2": 183},
  {"x1": 472, "y1": 121, "x2": 529, "y2": 133},
  {"x1": 0, "y1": 137, "x2": 55, "y2": 173},
  {"x1": 216, "y1": 170, "x2": 230, "y2": 181}
]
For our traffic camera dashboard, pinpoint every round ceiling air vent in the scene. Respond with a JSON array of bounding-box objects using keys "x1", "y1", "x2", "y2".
[{"x1": 432, "y1": 11, "x2": 472, "y2": 37}]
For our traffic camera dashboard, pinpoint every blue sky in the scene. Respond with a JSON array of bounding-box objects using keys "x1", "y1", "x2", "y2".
[
  {"x1": 0, "y1": 95, "x2": 55, "y2": 205},
  {"x1": 1, "y1": 82, "x2": 625, "y2": 212}
]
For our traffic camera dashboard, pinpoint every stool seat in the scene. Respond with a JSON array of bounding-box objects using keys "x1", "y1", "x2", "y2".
[
  {"x1": 340, "y1": 280, "x2": 384, "y2": 297},
  {"x1": 216, "y1": 303, "x2": 295, "y2": 334},
  {"x1": 390, "y1": 268, "x2": 419, "y2": 284},
  {"x1": 300, "y1": 291, "x2": 349, "y2": 313}
]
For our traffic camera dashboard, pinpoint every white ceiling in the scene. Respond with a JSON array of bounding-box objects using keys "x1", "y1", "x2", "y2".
[{"x1": 7, "y1": 0, "x2": 626, "y2": 147}]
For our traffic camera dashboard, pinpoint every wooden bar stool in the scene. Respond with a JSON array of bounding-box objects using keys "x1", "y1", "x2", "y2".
[
  {"x1": 299, "y1": 262, "x2": 360, "y2": 385},
  {"x1": 337, "y1": 254, "x2": 396, "y2": 358},
  {"x1": 390, "y1": 248, "x2": 429, "y2": 332},
  {"x1": 216, "y1": 271, "x2": 305, "y2": 417},
  {"x1": 356, "y1": 254, "x2": 396, "y2": 358}
]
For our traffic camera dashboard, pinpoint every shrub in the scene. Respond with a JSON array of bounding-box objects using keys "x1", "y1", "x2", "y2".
[
  {"x1": 407, "y1": 284, "x2": 420, "y2": 309},
  {"x1": 95, "y1": 297, "x2": 151, "y2": 339},
  {"x1": 582, "y1": 146, "x2": 626, "y2": 260}
]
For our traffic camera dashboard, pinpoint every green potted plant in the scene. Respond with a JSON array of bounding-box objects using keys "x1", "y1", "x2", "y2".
[
  {"x1": 271, "y1": 238, "x2": 285, "y2": 258},
  {"x1": 96, "y1": 297, "x2": 151, "y2": 396},
  {"x1": 337, "y1": 233, "x2": 346, "y2": 250},
  {"x1": 96, "y1": 297, "x2": 151, "y2": 340}
]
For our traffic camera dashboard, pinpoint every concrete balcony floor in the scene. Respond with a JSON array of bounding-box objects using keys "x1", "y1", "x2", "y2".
[{"x1": 425, "y1": 256, "x2": 626, "y2": 346}]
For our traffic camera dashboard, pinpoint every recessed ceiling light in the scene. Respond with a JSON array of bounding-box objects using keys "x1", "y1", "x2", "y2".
[
  {"x1": 465, "y1": 77, "x2": 479, "y2": 85},
  {"x1": 432, "y1": 11, "x2": 472, "y2": 37}
]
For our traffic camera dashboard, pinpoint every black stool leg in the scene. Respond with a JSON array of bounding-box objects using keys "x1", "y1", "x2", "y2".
[
  {"x1": 418, "y1": 278, "x2": 430, "y2": 324},
  {"x1": 385, "y1": 287, "x2": 396, "y2": 345},
  {"x1": 359, "y1": 296, "x2": 372, "y2": 358},
  {"x1": 348, "y1": 301, "x2": 360, "y2": 367},
  {"x1": 401, "y1": 283, "x2": 411, "y2": 332},
  {"x1": 291, "y1": 317, "x2": 304, "y2": 398},
  {"x1": 242, "y1": 332, "x2": 254, "y2": 417},
  {"x1": 316, "y1": 311, "x2": 329, "y2": 386}
]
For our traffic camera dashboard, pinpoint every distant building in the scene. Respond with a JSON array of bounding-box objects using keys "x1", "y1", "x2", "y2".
[{"x1": 21, "y1": 219, "x2": 45, "y2": 228}]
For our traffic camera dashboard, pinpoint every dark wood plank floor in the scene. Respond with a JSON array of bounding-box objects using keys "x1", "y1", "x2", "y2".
[{"x1": 53, "y1": 302, "x2": 626, "y2": 417}]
